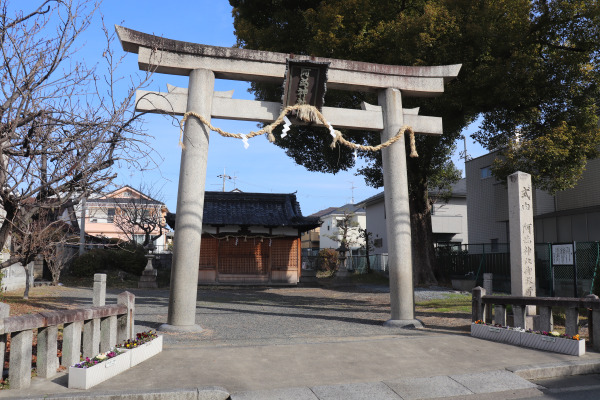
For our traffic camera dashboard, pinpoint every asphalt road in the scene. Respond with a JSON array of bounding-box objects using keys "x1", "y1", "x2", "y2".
[{"x1": 524, "y1": 374, "x2": 600, "y2": 400}]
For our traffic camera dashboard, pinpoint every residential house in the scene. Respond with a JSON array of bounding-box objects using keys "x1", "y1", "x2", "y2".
[
  {"x1": 75, "y1": 186, "x2": 170, "y2": 252},
  {"x1": 300, "y1": 207, "x2": 337, "y2": 257},
  {"x1": 359, "y1": 178, "x2": 468, "y2": 255},
  {"x1": 318, "y1": 204, "x2": 366, "y2": 253},
  {"x1": 166, "y1": 191, "x2": 320, "y2": 285},
  {"x1": 465, "y1": 152, "x2": 600, "y2": 244}
]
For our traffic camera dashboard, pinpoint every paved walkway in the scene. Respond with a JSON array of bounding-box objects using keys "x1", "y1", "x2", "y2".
[{"x1": 3, "y1": 284, "x2": 600, "y2": 399}]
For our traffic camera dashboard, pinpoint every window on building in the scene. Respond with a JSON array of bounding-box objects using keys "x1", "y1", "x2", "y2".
[
  {"x1": 107, "y1": 208, "x2": 115, "y2": 223},
  {"x1": 481, "y1": 166, "x2": 493, "y2": 179},
  {"x1": 134, "y1": 234, "x2": 146, "y2": 245},
  {"x1": 491, "y1": 238, "x2": 499, "y2": 252}
]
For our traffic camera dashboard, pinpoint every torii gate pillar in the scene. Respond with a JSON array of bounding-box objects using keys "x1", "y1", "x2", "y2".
[
  {"x1": 159, "y1": 69, "x2": 214, "y2": 332},
  {"x1": 379, "y1": 88, "x2": 421, "y2": 328}
]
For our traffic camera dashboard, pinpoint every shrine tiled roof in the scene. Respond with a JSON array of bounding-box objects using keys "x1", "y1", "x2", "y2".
[{"x1": 166, "y1": 191, "x2": 320, "y2": 233}]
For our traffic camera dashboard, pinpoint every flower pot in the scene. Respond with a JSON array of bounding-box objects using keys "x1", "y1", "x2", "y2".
[
  {"x1": 128, "y1": 335, "x2": 163, "y2": 367},
  {"x1": 471, "y1": 324, "x2": 585, "y2": 356},
  {"x1": 520, "y1": 333, "x2": 585, "y2": 356},
  {"x1": 68, "y1": 351, "x2": 131, "y2": 389},
  {"x1": 471, "y1": 324, "x2": 521, "y2": 345}
]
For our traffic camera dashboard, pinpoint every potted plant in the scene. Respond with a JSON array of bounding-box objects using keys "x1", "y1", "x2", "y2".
[
  {"x1": 520, "y1": 330, "x2": 585, "y2": 356},
  {"x1": 471, "y1": 320, "x2": 521, "y2": 345},
  {"x1": 117, "y1": 330, "x2": 163, "y2": 367},
  {"x1": 471, "y1": 321, "x2": 585, "y2": 356},
  {"x1": 68, "y1": 349, "x2": 131, "y2": 389}
]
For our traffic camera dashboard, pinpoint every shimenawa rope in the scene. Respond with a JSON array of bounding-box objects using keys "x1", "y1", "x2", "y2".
[{"x1": 179, "y1": 104, "x2": 418, "y2": 157}]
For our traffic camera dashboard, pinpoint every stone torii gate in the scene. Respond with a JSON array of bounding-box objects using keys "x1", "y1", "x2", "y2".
[{"x1": 116, "y1": 26, "x2": 461, "y2": 332}]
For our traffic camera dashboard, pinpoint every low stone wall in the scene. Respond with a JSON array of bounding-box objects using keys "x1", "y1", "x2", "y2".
[
  {"x1": 0, "y1": 274, "x2": 135, "y2": 390},
  {"x1": 471, "y1": 286, "x2": 600, "y2": 352},
  {"x1": 1, "y1": 264, "x2": 28, "y2": 292}
]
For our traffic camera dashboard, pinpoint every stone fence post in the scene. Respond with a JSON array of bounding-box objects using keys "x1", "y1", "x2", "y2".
[
  {"x1": 83, "y1": 273, "x2": 106, "y2": 358},
  {"x1": 483, "y1": 273, "x2": 493, "y2": 322},
  {"x1": 472, "y1": 286, "x2": 486, "y2": 322},
  {"x1": 117, "y1": 291, "x2": 135, "y2": 343},
  {"x1": 0, "y1": 303, "x2": 9, "y2": 379},
  {"x1": 586, "y1": 294, "x2": 600, "y2": 351},
  {"x1": 93, "y1": 273, "x2": 106, "y2": 306}
]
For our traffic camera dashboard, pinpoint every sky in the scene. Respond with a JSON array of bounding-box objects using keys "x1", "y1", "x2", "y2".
[{"x1": 24, "y1": 0, "x2": 486, "y2": 215}]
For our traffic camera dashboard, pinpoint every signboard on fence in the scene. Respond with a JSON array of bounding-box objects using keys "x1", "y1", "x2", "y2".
[{"x1": 552, "y1": 243, "x2": 574, "y2": 265}]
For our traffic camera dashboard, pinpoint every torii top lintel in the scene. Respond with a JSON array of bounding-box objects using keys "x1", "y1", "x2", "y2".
[{"x1": 116, "y1": 26, "x2": 460, "y2": 97}]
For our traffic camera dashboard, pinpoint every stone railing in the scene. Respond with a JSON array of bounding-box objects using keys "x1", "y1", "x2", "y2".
[
  {"x1": 472, "y1": 286, "x2": 600, "y2": 352},
  {"x1": 0, "y1": 274, "x2": 135, "y2": 389}
]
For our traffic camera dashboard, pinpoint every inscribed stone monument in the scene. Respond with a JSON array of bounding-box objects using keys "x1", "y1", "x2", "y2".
[{"x1": 508, "y1": 171, "x2": 536, "y2": 313}]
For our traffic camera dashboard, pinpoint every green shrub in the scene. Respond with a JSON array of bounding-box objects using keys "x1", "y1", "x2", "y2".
[
  {"x1": 317, "y1": 248, "x2": 339, "y2": 272},
  {"x1": 70, "y1": 243, "x2": 147, "y2": 278},
  {"x1": 71, "y1": 249, "x2": 110, "y2": 277},
  {"x1": 112, "y1": 243, "x2": 147, "y2": 276}
]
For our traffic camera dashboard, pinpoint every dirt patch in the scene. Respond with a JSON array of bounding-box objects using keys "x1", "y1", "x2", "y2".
[{"x1": 1, "y1": 286, "x2": 91, "y2": 316}]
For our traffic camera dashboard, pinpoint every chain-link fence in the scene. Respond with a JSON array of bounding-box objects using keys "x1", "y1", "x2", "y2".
[
  {"x1": 435, "y1": 242, "x2": 600, "y2": 297},
  {"x1": 538, "y1": 242, "x2": 600, "y2": 297},
  {"x1": 347, "y1": 254, "x2": 388, "y2": 274},
  {"x1": 301, "y1": 254, "x2": 389, "y2": 274},
  {"x1": 434, "y1": 243, "x2": 511, "y2": 293}
]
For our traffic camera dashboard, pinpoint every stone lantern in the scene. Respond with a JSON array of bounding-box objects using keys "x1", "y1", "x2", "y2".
[
  {"x1": 336, "y1": 243, "x2": 349, "y2": 278},
  {"x1": 138, "y1": 241, "x2": 158, "y2": 288}
]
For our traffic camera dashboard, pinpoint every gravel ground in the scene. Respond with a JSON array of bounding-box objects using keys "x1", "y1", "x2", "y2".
[
  {"x1": 127, "y1": 284, "x2": 469, "y2": 346},
  {"x1": 13, "y1": 283, "x2": 472, "y2": 347},
  {"x1": 415, "y1": 286, "x2": 469, "y2": 301}
]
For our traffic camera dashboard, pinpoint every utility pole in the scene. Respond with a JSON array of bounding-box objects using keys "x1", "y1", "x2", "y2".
[
  {"x1": 460, "y1": 135, "x2": 470, "y2": 174},
  {"x1": 79, "y1": 196, "x2": 86, "y2": 256},
  {"x1": 217, "y1": 168, "x2": 232, "y2": 192}
]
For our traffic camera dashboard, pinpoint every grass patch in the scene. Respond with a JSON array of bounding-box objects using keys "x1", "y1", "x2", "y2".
[
  {"x1": 349, "y1": 272, "x2": 389, "y2": 285},
  {"x1": 61, "y1": 270, "x2": 139, "y2": 289},
  {"x1": 416, "y1": 293, "x2": 471, "y2": 314}
]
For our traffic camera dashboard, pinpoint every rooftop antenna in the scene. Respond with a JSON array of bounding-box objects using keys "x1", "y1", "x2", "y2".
[
  {"x1": 349, "y1": 181, "x2": 356, "y2": 204},
  {"x1": 232, "y1": 171, "x2": 238, "y2": 189}
]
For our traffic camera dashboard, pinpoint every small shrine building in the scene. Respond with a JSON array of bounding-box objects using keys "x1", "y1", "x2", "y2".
[{"x1": 166, "y1": 191, "x2": 320, "y2": 285}]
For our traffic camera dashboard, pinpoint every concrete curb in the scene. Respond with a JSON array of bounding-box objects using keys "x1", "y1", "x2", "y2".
[
  {"x1": 507, "y1": 358, "x2": 600, "y2": 380},
  {"x1": 4, "y1": 386, "x2": 230, "y2": 400}
]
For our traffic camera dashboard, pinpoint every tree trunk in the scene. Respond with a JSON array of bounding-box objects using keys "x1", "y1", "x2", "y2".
[
  {"x1": 409, "y1": 179, "x2": 438, "y2": 286},
  {"x1": 23, "y1": 263, "x2": 32, "y2": 299},
  {"x1": 0, "y1": 204, "x2": 17, "y2": 251}
]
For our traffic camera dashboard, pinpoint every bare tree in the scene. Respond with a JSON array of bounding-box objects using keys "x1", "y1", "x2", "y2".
[
  {"x1": 43, "y1": 240, "x2": 77, "y2": 286},
  {"x1": 9, "y1": 207, "x2": 75, "y2": 298},
  {"x1": 106, "y1": 186, "x2": 167, "y2": 249},
  {"x1": 0, "y1": 0, "x2": 156, "y2": 269}
]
